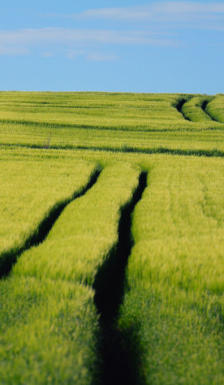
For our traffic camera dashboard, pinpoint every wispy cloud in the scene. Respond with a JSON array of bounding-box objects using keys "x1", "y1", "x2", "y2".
[
  {"x1": 0, "y1": 46, "x2": 29, "y2": 56},
  {"x1": 0, "y1": 27, "x2": 176, "y2": 57},
  {"x1": 68, "y1": 2, "x2": 224, "y2": 30},
  {"x1": 65, "y1": 49, "x2": 117, "y2": 62},
  {"x1": 41, "y1": 51, "x2": 54, "y2": 58},
  {"x1": 0, "y1": 28, "x2": 174, "y2": 46},
  {"x1": 2, "y1": 2, "x2": 222, "y2": 58},
  {"x1": 86, "y1": 53, "x2": 118, "y2": 62}
]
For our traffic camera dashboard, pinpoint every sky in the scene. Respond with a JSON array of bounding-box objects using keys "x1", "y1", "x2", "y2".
[{"x1": 0, "y1": 0, "x2": 224, "y2": 93}]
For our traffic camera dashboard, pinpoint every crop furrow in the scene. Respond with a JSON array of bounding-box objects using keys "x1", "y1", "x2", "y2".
[
  {"x1": 175, "y1": 97, "x2": 191, "y2": 121},
  {"x1": 93, "y1": 171, "x2": 147, "y2": 385},
  {"x1": 0, "y1": 166, "x2": 101, "y2": 278},
  {"x1": 2, "y1": 143, "x2": 224, "y2": 158},
  {"x1": 0, "y1": 119, "x2": 189, "y2": 133},
  {"x1": 201, "y1": 100, "x2": 218, "y2": 121}
]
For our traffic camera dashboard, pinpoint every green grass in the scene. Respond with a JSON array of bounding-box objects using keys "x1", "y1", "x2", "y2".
[
  {"x1": 0, "y1": 92, "x2": 223, "y2": 135},
  {"x1": 206, "y1": 95, "x2": 224, "y2": 122},
  {"x1": 13, "y1": 162, "x2": 140, "y2": 285},
  {"x1": 181, "y1": 95, "x2": 215, "y2": 122},
  {"x1": 0, "y1": 92, "x2": 187, "y2": 131},
  {"x1": 119, "y1": 156, "x2": 224, "y2": 384},
  {"x1": 0, "y1": 156, "x2": 98, "y2": 273},
  {"x1": 1, "y1": 91, "x2": 224, "y2": 385},
  {"x1": 0, "y1": 276, "x2": 98, "y2": 385},
  {"x1": 0, "y1": 92, "x2": 224, "y2": 158},
  {"x1": 0, "y1": 159, "x2": 140, "y2": 384}
]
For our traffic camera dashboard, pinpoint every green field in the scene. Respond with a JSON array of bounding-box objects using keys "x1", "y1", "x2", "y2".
[{"x1": 0, "y1": 92, "x2": 224, "y2": 385}]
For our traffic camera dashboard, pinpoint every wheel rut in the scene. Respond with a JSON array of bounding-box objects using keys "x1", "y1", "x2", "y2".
[
  {"x1": 201, "y1": 100, "x2": 218, "y2": 121},
  {"x1": 93, "y1": 171, "x2": 147, "y2": 385},
  {"x1": 0, "y1": 166, "x2": 101, "y2": 278},
  {"x1": 175, "y1": 97, "x2": 191, "y2": 121},
  {"x1": 2, "y1": 143, "x2": 224, "y2": 158}
]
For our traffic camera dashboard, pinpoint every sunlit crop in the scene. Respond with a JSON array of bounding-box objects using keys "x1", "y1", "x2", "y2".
[{"x1": 1, "y1": 91, "x2": 224, "y2": 385}]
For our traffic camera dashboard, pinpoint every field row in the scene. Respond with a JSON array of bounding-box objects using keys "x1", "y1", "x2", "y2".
[
  {"x1": 0, "y1": 93, "x2": 224, "y2": 133},
  {"x1": 0, "y1": 159, "x2": 99, "y2": 270},
  {"x1": 120, "y1": 157, "x2": 224, "y2": 385},
  {"x1": 0, "y1": 159, "x2": 141, "y2": 384},
  {"x1": 1, "y1": 93, "x2": 224, "y2": 161},
  {"x1": 0, "y1": 150, "x2": 224, "y2": 384},
  {"x1": 2, "y1": 125, "x2": 224, "y2": 160}
]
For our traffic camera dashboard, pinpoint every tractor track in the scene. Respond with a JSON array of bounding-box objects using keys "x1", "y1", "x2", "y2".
[
  {"x1": 93, "y1": 171, "x2": 147, "y2": 385},
  {"x1": 0, "y1": 166, "x2": 101, "y2": 278}
]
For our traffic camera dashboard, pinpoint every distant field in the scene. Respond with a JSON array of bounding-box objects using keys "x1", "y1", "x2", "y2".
[{"x1": 0, "y1": 92, "x2": 224, "y2": 385}]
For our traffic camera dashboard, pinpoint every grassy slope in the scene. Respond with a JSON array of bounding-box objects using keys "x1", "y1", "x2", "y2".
[
  {"x1": 0, "y1": 92, "x2": 224, "y2": 155},
  {"x1": 119, "y1": 156, "x2": 224, "y2": 385},
  {"x1": 181, "y1": 95, "x2": 214, "y2": 122},
  {"x1": 0, "y1": 156, "x2": 97, "y2": 264},
  {"x1": 0, "y1": 160, "x2": 140, "y2": 385},
  {"x1": 1, "y1": 91, "x2": 224, "y2": 384},
  {"x1": 0, "y1": 92, "x2": 186, "y2": 131},
  {"x1": 0, "y1": 277, "x2": 98, "y2": 385},
  {"x1": 4, "y1": 147, "x2": 221, "y2": 385},
  {"x1": 13, "y1": 163, "x2": 140, "y2": 285},
  {"x1": 206, "y1": 95, "x2": 224, "y2": 122}
]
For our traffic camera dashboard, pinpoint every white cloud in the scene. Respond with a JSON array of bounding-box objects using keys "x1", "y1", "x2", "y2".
[
  {"x1": 70, "y1": 2, "x2": 224, "y2": 29},
  {"x1": 64, "y1": 49, "x2": 117, "y2": 61},
  {"x1": 0, "y1": 46, "x2": 29, "y2": 56},
  {"x1": 41, "y1": 51, "x2": 54, "y2": 58},
  {"x1": 151, "y1": 2, "x2": 224, "y2": 15},
  {"x1": 3, "y1": 2, "x2": 222, "y2": 58},
  {"x1": 0, "y1": 28, "x2": 174, "y2": 46},
  {"x1": 80, "y1": 7, "x2": 149, "y2": 21},
  {"x1": 87, "y1": 53, "x2": 118, "y2": 62},
  {"x1": 3, "y1": 2, "x2": 223, "y2": 58},
  {"x1": 65, "y1": 49, "x2": 86, "y2": 59},
  {"x1": 0, "y1": 27, "x2": 176, "y2": 57}
]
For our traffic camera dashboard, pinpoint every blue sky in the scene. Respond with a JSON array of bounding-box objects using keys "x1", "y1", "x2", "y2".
[{"x1": 0, "y1": 0, "x2": 224, "y2": 93}]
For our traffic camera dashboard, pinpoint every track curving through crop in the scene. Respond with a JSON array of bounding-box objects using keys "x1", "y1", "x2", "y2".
[
  {"x1": 175, "y1": 97, "x2": 191, "y2": 121},
  {"x1": 93, "y1": 171, "x2": 147, "y2": 385},
  {"x1": 0, "y1": 166, "x2": 101, "y2": 278},
  {"x1": 201, "y1": 100, "x2": 218, "y2": 122}
]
